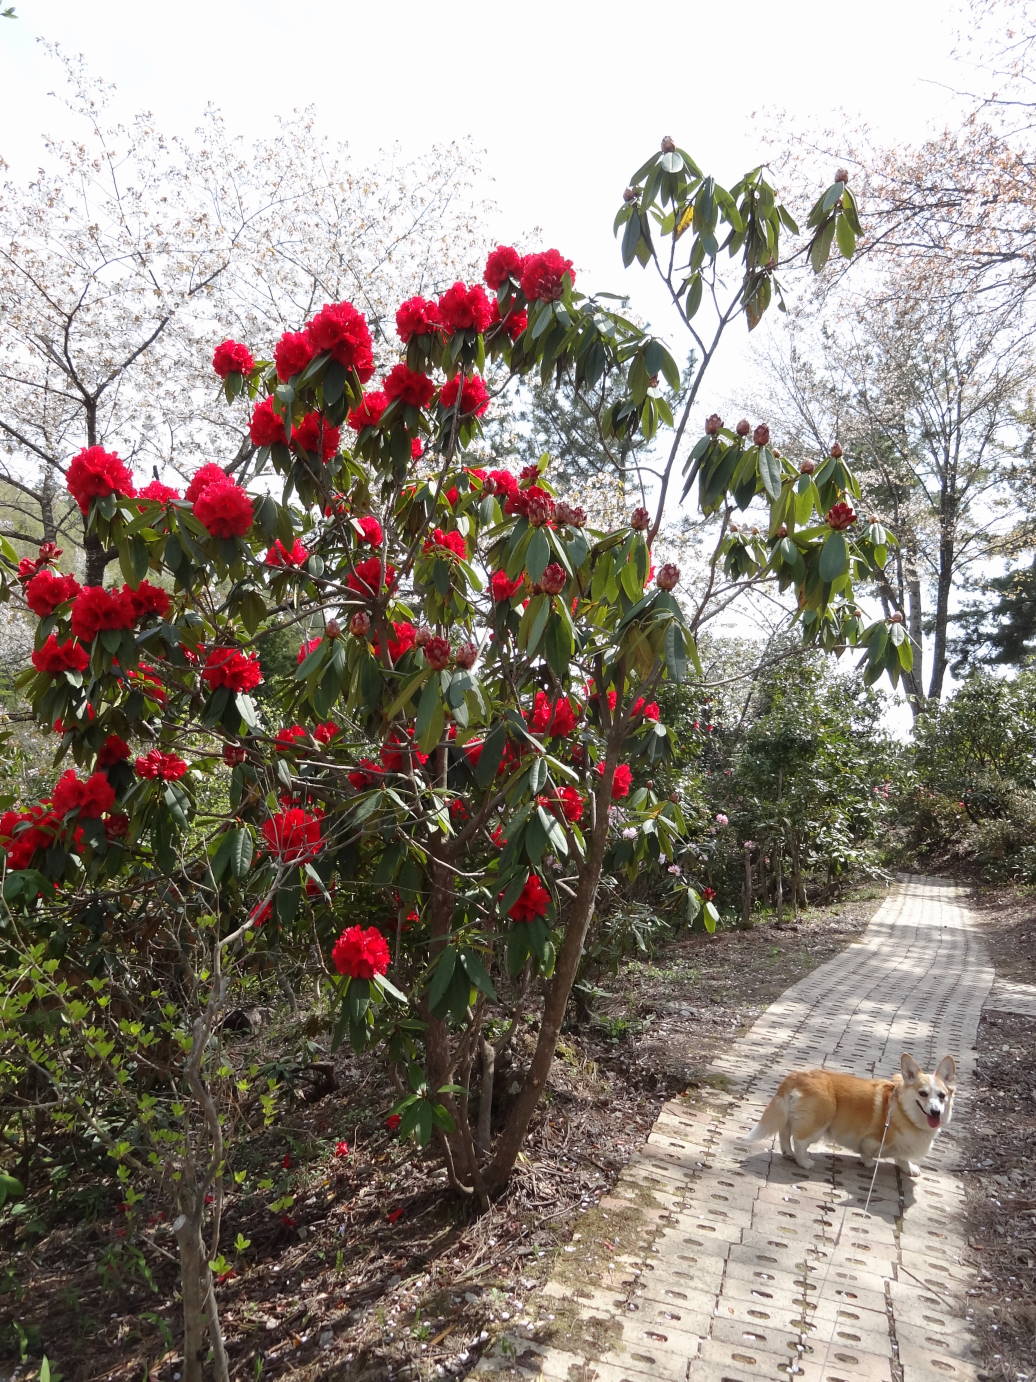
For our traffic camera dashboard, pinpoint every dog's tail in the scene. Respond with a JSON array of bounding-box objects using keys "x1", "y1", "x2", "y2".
[{"x1": 747, "y1": 1091, "x2": 787, "y2": 1142}]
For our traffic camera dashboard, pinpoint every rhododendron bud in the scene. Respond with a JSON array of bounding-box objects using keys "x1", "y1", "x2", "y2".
[
  {"x1": 753, "y1": 424, "x2": 770, "y2": 447},
  {"x1": 661, "y1": 135, "x2": 676, "y2": 153},
  {"x1": 526, "y1": 497, "x2": 553, "y2": 527},
  {"x1": 554, "y1": 501, "x2": 586, "y2": 527},
  {"x1": 414, "y1": 625, "x2": 432, "y2": 648},
  {"x1": 222, "y1": 744, "x2": 247, "y2": 766},
  {"x1": 453, "y1": 641, "x2": 478, "y2": 670},
  {"x1": 889, "y1": 611, "x2": 905, "y2": 624},
  {"x1": 830, "y1": 441, "x2": 844, "y2": 459},
  {"x1": 735, "y1": 419, "x2": 751, "y2": 437},
  {"x1": 776, "y1": 523, "x2": 788, "y2": 538},
  {"x1": 656, "y1": 563, "x2": 680, "y2": 591},
  {"x1": 623, "y1": 187, "x2": 638, "y2": 202},
  {"x1": 540, "y1": 562, "x2": 567, "y2": 595},
  {"x1": 704, "y1": 413, "x2": 722, "y2": 436},
  {"x1": 701, "y1": 886, "x2": 717, "y2": 901},
  {"x1": 424, "y1": 636, "x2": 451, "y2": 670},
  {"x1": 835, "y1": 168, "x2": 849, "y2": 183},
  {"x1": 825, "y1": 501, "x2": 857, "y2": 530},
  {"x1": 799, "y1": 459, "x2": 816, "y2": 475},
  {"x1": 630, "y1": 506, "x2": 650, "y2": 531}
]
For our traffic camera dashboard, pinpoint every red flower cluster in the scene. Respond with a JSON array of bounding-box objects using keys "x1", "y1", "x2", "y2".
[
  {"x1": 347, "y1": 757, "x2": 383, "y2": 790},
  {"x1": 305, "y1": 301, "x2": 374, "y2": 380},
  {"x1": 826, "y1": 501, "x2": 858, "y2": 530},
  {"x1": 296, "y1": 636, "x2": 322, "y2": 665},
  {"x1": 202, "y1": 647, "x2": 263, "y2": 693},
  {"x1": 354, "y1": 515, "x2": 383, "y2": 546},
  {"x1": 274, "y1": 725, "x2": 308, "y2": 753},
  {"x1": 491, "y1": 301, "x2": 528, "y2": 340},
  {"x1": 529, "y1": 692, "x2": 579, "y2": 738},
  {"x1": 395, "y1": 296, "x2": 441, "y2": 342},
  {"x1": 596, "y1": 762, "x2": 633, "y2": 799},
  {"x1": 538, "y1": 786, "x2": 585, "y2": 823},
  {"x1": 265, "y1": 538, "x2": 309, "y2": 568},
  {"x1": 508, "y1": 874, "x2": 551, "y2": 922},
  {"x1": 138, "y1": 479, "x2": 181, "y2": 504},
  {"x1": 249, "y1": 397, "x2": 288, "y2": 448},
  {"x1": 505, "y1": 483, "x2": 555, "y2": 525},
  {"x1": 122, "y1": 580, "x2": 172, "y2": 622},
  {"x1": 292, "y1": 411, "x2": 341, "y2": 460},
  {"x1": 701, "y1": 886, "x2": 717, "y2": 902},
  {"x1": 490, "y1": 569, "x2": 524, "y2": 601},
  {"x1": 185, "y1": 465, "x2": 231, "y2": 504},
  {"x1": 538, "y1": 562, "x2": 567, "y2": 595},
  {"x1": 423, "y1": 636, "x2": 452, "y2": 670},
  {"x1": 274, "y1": 330, "x2": 316, "y2": 382},
  {"x1": 347, "y1": 390, "x2": 389, "y2": 431},
  {"x1": 372, "y1": 621, "x2": 416, "y2": 663},
  {"x1": 97, "y1": 734, "x2": 131, "y2": 767},
  {"x1": 383, "y1": 363, "x2": 436, "y2": 409},
  {"x1": 486, "y1": 469, "x2": 519, "y2": 499},
  {"x1": 437, "y1": 282, "x2": 494, "y2": 334},
  {"x1": 193, "y1": 478, "x2": 253, "y2": 538},
  {"x1": 331, "y1": 924, "x2": 391, "y2": 979},
  {"x1": 632, "y1": 697, "x2": 660, "y2": 721},
  {"x1": 520, "y1": 250, "x2": 575, "y2": 302},
  {"x1": 135, "y1": 750, "x2": 189, "y2": 781},
  {"x1": 262, "y1": 807, "x2": 323, "y2": 864},
  {"x1": 69, "y1": 586, "x2": 135, "y2": 641},
  {"x1": 212, "y1": 340, "x2": 255, "y2": 378},
  {"x1": 52, "y1": 769, "x2": 115, "y2": 819},
  {"x1": 0, "y1": 803, "x2": 58, "y2": 870},
  {"x1": 25, "y1": 570, "x2": 81, "y2": 617},
  {"x1": 314, "y1": 721, "x2": 339, "y2": 744},
  {"x1": 345, "y1": 557, "x2": 396, "y2": 599},
  {"x1": 380, "y1": 727, "x2": 428, "y2": 773},
  {"x1": 66, "y1": 446, "x2": 136, "y2": 514},
  {"x1": 440, "y1": 374, "x2": 490, "y2": 417},
  {"x1": 423, "y1": 527, "x2": 467, "y2": 559},
  {"x1": 484, "y1": 245, "x2": 524, "y2": 289}
]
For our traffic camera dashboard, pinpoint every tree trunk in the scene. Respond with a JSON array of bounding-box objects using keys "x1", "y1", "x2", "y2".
[
  {"x1": 741, "y1": 851, "x2": 753, "y2": 928},
  {"x1": 174, "y1": 1210, "x2": 210, "y2": 1382},
  {"x1": 484, "y1": 763, "x2": 614, "y2": 1193},
  {"x1": 790, "y1": 831, "x2": 806, "y2": 909},
  {"x1": 927, "y1": 517, "x2": 955, "y2": 703},
  {"x1": 904, "y1": 563, "x2": 926, "y2": 720}
]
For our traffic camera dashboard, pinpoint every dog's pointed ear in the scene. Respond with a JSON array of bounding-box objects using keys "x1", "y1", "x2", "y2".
[
  {"x1": 935, "y1": 1055, "x2": 956, "y2": 1086},
  {"x1": 900, "y1": 1053, "x2": 921, "y2": 1082}
]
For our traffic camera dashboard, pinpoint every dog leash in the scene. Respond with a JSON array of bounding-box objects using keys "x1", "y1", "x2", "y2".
[{"x1": 783, "y1": 1086, "x2": 899, "y2": 1379}]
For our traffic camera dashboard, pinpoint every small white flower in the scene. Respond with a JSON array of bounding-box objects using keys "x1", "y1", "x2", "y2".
[{"x1": 621, "y1": 826, "x2": 638, "y2": 839}]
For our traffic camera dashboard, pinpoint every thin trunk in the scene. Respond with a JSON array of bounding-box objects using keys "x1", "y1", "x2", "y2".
[
  {"x1": 928, "y1": 519, "x2": 955, "y2": 703},
  {"x1": 741, "y1": 851, "x2": 753, "y2": 928},
  {"x1": 174, "y1": 1211, "x2": 208, "y2": 1382},
  {"x1": 477, "y1": 1039, "x2": 494, "y2": 1155},
  {"x1": 904, "y1": 564, "x2": 926, "y2": 720},
  {"x1": 484, "y1": 762, "x2": 614, "y2": 1193},
  {"x1": 790, "y1": 831, "x2": 805, "y2": 909}
]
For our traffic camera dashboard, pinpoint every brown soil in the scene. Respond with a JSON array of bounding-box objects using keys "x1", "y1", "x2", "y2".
[
  {"x1": 0, "y1": 888, "x2": 885, "y2": 1382},
  {"x1": 959, "y1": 890, "x2": 1036, "y2": 1382}
]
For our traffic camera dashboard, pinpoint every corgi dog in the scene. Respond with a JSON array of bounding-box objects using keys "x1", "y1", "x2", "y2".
[{"x1": 749, "y1": 1053, "x2": 956, "y2": 1177}]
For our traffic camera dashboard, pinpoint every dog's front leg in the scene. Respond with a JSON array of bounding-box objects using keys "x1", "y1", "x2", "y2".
[{"x1": 895, "y1": 1158, "x2": 921, "y2": 1178}]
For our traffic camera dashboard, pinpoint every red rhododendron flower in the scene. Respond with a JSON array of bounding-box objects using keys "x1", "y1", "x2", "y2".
[
  {"x1": 274, "y1": 330, "x2": 316, "y2": 382},
  {"x1": 185, "y1": 464, "x2": 231, "y2": 504},
  {"x1": 484, "y1": 245, "x2": 525, "y2": 289},
  {"x1": 372, "y1": 620, "x2": 416, "y2": 663},
  {"x1": 347, "y1": 757, "x2": 383, "y2": 790},
  {"x1": 274, "y1": 725, "x2": 308, "y2": 753},
  {"x1": 52, "y1": 769, "x2": 116, "y2": 819},
  {"x1": 490, "y1": 569, "x2": 524, "y2": 601},
  {"x1": 345, "y1": 557, "x2": 396, "y2": 598},
  {"x1": 32, "y1": 635, "x2": 90, "y2": 676},
  {"x1": 97, "y1": 734, "x2": 131, "y2": 767},
  {"x1": 411, "y1": 437, "x2": 424, "y2": 460},
  {"x1": 212, "y1": 340, "x2": 255, "y2": 378},
  {"x1": 296, "y1": 636, "x2": 322, "y2": 665},
  {"x1": 529, "y1": 692, "x2": 579, "y2": 738},
  {"x1": 331, "y1": 923, "x2": 391, "y2": 979},
  {"x1": 596, "y1": 762, "x2": 633, "y2": 799},
  {"x1": 701, "y1": 886, "x2": 717, "y2": 902},
  {"x1": 25, "y1": 570, "x2": 81, "y2": 617},
  {"x1": 292, "y1": 411, "x2": 341, "y2": 460},
  {"x1": 314, "y1": 721, "x2": 339, "y2": 744},
  {"x1": 202, "y1": 647, "x2": 263, "y2": 692},
  {"x1": 70, "y1": 586, "x2": 136, "y2": 641},
  {"x1": 347, "y1": 390, "x2": 389, "y2": 431},
  {"x1": 505, "y1": 484, "x2": 555, "y2": 525},
  {"x1": 632, "y1": 698, "x2": 661, "y2": 721},
  {"x1": 486, "y1": 469, "x2": 519, "y2": 499},
  {"x1": 383, "y1": 363, "x2": 436, "y2": 409},
  {"x1": 395, "y1": 295, "x2": 441, "y2": 342},
  {"x1": 0, "y1": 804, "x2": 58, "y2": 870},
  {"x1": 66, "y1": 446, "x2": 137, "y2": 514},
  {"x1": 826, "y1": 501, "x2": 858, "y2": 530},
  {"x1": 129, "y1": 663, "x2": 168, "y2": 703},
  {"x1": 423, "y1": 636, "x2": 451, "y2": 670},
  {"x1": 380, "y1": 727, "x2": 429, "y2": 773},
  {"x1": 385, "y1": 1114, "x2": 401, "y2": 1132},
  {"x1": 249, "y1": 396, "x2": 289, "y2": 447},
  {"x1": 508, "y1": 874, "x2": 551, "y2": 922},
  {"x1": 354, "y1": 514, "x2": 383, "y2": 546},
  {"x1": 193, "y1": 481, "x2": 253, "y2": 538},
  {"x1": 538, "y1": 786, "x2": 584, "y2": 823},
  {"x1": 520, "y1": 249, "x2": 576, "y2": 302},
  {"x1": 122, "y1": 580, "x2": 172, "y2": 621},
  {"x1": 138, "y1": 479, "x2": 181, "y2": 504},
  {"x1": 262, "y1": 807, "x2": 323, "y2": 864},
  {"x1": 135, "y1": 750, "x2": 189, "y2": 781},
  {"x1": 306, "y1": 301, "x2": 374, "y2": 380},
  {"x1": 491, "y1": 300, "x2": 528, "y2": 340},
  {"x1": 437, "y1": 282, "x2": 494, "y2": 334},
  {"x1": 440, "y1": 374, "x2": 490, "y2": 417},
  {"x1": 334, "y1": 1140, "x2": 351, "y2": 1157},
  {"x1": 265, "y1": 538, "x2": 309, "y2": 568},
  {"x1": 423, "y1": 527, "x2": 467, "y2": 559}
]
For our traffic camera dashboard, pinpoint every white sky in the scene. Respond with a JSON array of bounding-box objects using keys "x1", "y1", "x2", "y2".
[{"x1": 0, "y1": 0, "x2": 980, "y2": 733}]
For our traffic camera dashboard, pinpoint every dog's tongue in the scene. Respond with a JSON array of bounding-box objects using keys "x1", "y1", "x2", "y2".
[{"x1": 926, "y1": 1112, "x2": 941, "y2": 1129}]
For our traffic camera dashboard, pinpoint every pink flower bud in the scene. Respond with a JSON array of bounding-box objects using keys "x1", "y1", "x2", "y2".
[
  {"x1": 325, "y1": 618, "x2": 342, "y2": 639},
  {"x1": 630, "y1": 506, "x2": 650, "y2": 531},
  {"x1": 835, "y1": 168, "x2": 849, "y2": 184},
  {"x1": 825, "y1": 501, "x2": 857, "y2": 530},
  {"x1": 704, "y1": 413, "x2": 722, "y2": 436},
  {"x1": 526, "y1": 497, "x2": 553, "y2": 527},
  {"x1": 830, "y1": 441, "x2": 843, "y2": 459},
  {"x1": 656, "y1": 563, "x2": 680, "y2": 591},
  {"x1": 735, "y1": 419, "x2": 751, "y2": 437},
  {"x1": 349, "y1": 611, "x2": 371, "y2": 637},
  {"x1": 540, "y1": 562, "x2": 567, "y2": 595},
  {"x1": 661, "y1": 135, "x2": 676, "y2": 153},
  {"x1": 623, "y1": 187, "x2": 638, "y2": 203},
  {"x1": 453, "y1": 641, "x2": 478, "y2": 669},
  {"x1": 424, "y1": 636, "x2": 451, "y2": 670},
  {"x1": 555, "y1": 501, "x2": 586, "y2": 527},
  {"x1": 799, "y1": 459, "x2": 816, "y2": 475},
  {"x1": 753, "y1": 424, "x2": 770, "y2": 447},
  {"x1": 414, "y1": 625, "x2": 433, "y2": 648}
]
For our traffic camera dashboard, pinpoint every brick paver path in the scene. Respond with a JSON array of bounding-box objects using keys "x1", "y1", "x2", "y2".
[{"x1": 475, "y1": 875, "x2": 994, "y2": 1382}]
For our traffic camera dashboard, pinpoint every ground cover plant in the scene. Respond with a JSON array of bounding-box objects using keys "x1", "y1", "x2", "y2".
[{"x1": 0, "y1": 136, "x2": 898, "y2": 1379}]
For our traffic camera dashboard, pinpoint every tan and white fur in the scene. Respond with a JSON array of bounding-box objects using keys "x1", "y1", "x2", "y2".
[{"x1": 749, "y1": 1053, "x2": 956, "y2": 1178}]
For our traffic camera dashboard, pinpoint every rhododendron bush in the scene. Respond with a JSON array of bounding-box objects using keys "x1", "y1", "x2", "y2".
[{"x1": 0, "y1": 137, "x2": 891, "y2": 1380}]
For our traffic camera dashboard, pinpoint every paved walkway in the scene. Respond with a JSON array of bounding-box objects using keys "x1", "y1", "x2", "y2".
[{"x1": 475, "y1": 875, "x2": 995, "y2": 1382}]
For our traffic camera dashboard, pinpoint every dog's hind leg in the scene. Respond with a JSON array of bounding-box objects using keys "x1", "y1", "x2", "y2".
[
  {"x1": 791, "y1": 1134, "x2": 818, "y2": 1170},
  {"x1": 779, "y1": 1123, "x2": 793, "y2": 1159}
]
